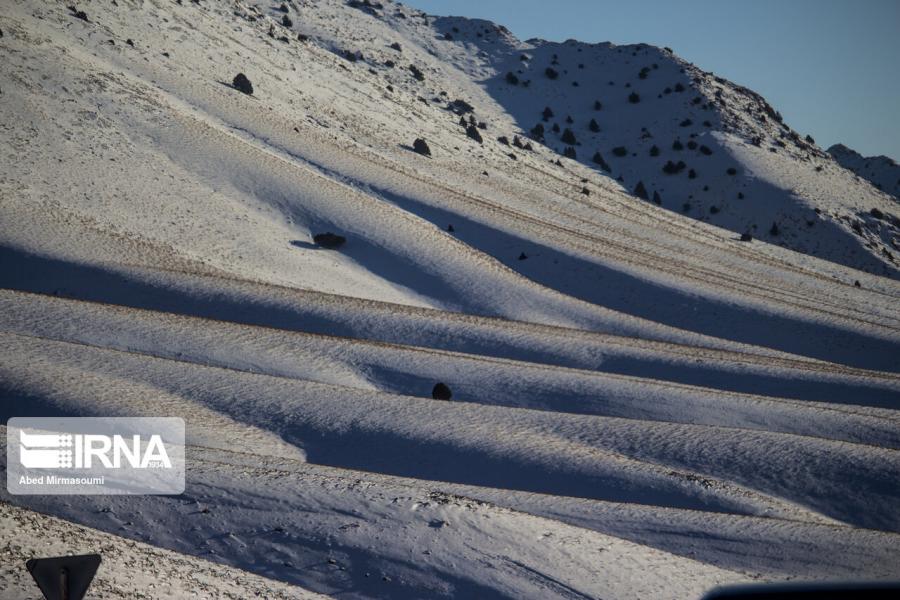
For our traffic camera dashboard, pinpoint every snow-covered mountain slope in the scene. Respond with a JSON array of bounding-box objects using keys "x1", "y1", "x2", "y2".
[
  {"x1": 829, "y1": 143, "x2": 900, "y2": 202},
  {"x1": 412, "y1": 16, "x2": 900, "y2": 277},
  {"x1": 1, "y1": 1, "x2": 899, "y2": 599}
]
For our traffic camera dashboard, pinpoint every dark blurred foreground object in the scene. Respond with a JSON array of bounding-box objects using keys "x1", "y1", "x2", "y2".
[
  {"x1": 26, "y1": 554, "x2": 101, "y2": 600},
  {"x1": 703, "y1": 581, "x2": 900, "y2": 599}
]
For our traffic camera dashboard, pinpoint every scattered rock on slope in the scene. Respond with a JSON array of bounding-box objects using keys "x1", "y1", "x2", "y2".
[
  {"x1": 232, "y1": 73, "x2": 253, "y2": 95},
  {"x1": 431, "y1": 383, "x2": 452, "y2": 400},
  {"x1": 313, "y1": 232, "x2": 347, "y2": 249},
  {"x1": 412, "y1": 138, "x2": 432, "y2": 156}
]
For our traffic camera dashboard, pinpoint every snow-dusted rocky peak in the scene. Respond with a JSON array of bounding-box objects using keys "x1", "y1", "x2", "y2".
[
  {"x1": 385, "y1": 11, "x2": 900, "y2": 275},
  {"x1": 829, "y1": 143, "x2": 900, "y2": 202}
]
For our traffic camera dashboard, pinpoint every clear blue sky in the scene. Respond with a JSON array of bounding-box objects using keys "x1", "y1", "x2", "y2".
[{"x1": 403, "y1": 0, "x2": 900, "y2": 160}]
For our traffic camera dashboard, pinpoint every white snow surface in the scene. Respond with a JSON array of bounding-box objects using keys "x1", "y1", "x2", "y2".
[{"x1": 0, "y1": 1, "x2": 899, "y2": 599}]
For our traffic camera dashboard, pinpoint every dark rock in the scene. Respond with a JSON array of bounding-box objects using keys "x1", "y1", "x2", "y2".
[
  {"x1": 466, "y1": 125, "x2": 483, "y2": 144},
  {"x1": 313, "y1": 232, "x2": 346, "y2": 249},
  {"x1": 740, "y1": 233, "x2": 753, "y2": 242},
  {"x1": 432, "y1": 383, "x2": 452, "y2": 400},
  {"x1": 232, "y1": 73, "x2": 254, "y2": 95},
  {"x1": 412, "y1": 138, "x2": 431, "y2": 156}
]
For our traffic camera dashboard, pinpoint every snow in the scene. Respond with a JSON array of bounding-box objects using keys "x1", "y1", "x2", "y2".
[
  {"x1": 1, "y1": 0, "x2": 899, "y2": 598},
  {"x1": 829, "y1": 143, "x2": 900, "y2": 203}
]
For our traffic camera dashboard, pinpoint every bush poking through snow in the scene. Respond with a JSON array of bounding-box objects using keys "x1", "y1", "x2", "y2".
[
  {"x1": 282, "y1": 15, "x2": 293, "y2": 27},
  {"x1": 564, "y1": 146, "x2": 577, "y2": 159},
  {"x1": 628, "y1": 92, "x2": 641, "y2": 104},
  {"x1": 589, "y1": 119, "x2": 600, "y2": 133},
  {"x1": 313, "y1": 232, "x2": 347, "y2": 249},
  {"x1": 466, "y1": 125, "x2": 483, "y2": 144},
  {"x1": 634, "y1": 181, "x2": 649, "y2": 200},
  {"x1": 542, "y1": 106, "x2": 554, "y2": 121},
  {"x1": 561, "y1": 128, "x2": 577, "y2": 145},
  {"x1": 232, "y1": 73, "x2": 254, "y2": 95},
  {"x1": 505, "y1": 72, "x2": 519, "y2": 85},
  {"x1": 409, "y1": 64, "x2": 425, "y2": 81},
  {"x1": 68, "y1": 7, "x2": 90, "y2": 22},
  {"x1": 592, "y1": 152, "x2": 611, "y2": 172},
  {"x1": 770, "y1": 222, "x2": 780, "y2": 236},
  {"x1": 741, "y1": 233, "x2": 753, "y2": 242},
  {"x1": 545, "y1": 67, "x2": 559, "y2": 79},
  {"x1": 431, "y1": 383, "x2": 452, "y2": 400},
  {"x1": 612, "y1": 146, "x2": 628, "y2": 157}
]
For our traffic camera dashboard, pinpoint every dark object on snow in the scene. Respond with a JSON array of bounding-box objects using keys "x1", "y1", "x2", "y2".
[
  {"x1": 69, "y1": 7, "x2": 90, "y2": 22},
  {"x1": 431, "y1": 383, "x2": 452, "y2": 400},
  {"x1": 702, "y1": 581, "x2": 900, "y2": 599},
  {"x1": 447, "y1": 224, "x2": 455, "y2": 232},
  {"x1": 769, "y1": 222, "x2": 780, "y2": 236},
  {"x1": 582, "y1": 187, "x2": 591, "y2": 196},
  {"x1": 561, "y1": 128, "x2": 577, "y2": 145},
  {"x1": 412, "y1": 138, "x2": 431, "y2": 156},
  {"x1": 282, "y1": 15, "x2": 293, "y2": 27},
  {"x1": 497, "y1": 136, "x2": 510, "y2": 146},
  {"x1": 870, "y1": 208, "x2": 884, "y2": 220},
  {"x1": 700, "y1": 145, "x2": 713, "y2": 155},
  {"x1": 408, "y1": 64, "x2": 425, "y2": 81},
  {"x1": 313, "y1": 232, "x2": 346, "y2": 249},
  {"x1": 634, "y1": 181, "x2": 648, "y2": 200},
  {"x1": 232, "y1": 73, "x2": 253, "y2": 95},
  {"x1": 652, "y1": 191, "x2": 662, "y2": 205},
  {"x1": 279, "y1": 3, "x2": 289, "y2": 12},
  {"x1": 649, "y1": 145, "x2": 660, "y2": 157},
  {"x1": 854, "y1": 280, "x2": 861, "y2": 288},
  {"x1": 628, "y1": 92, "x2": 640, "y2": 104},
  {"x1": 542, "y1": 106, "x2": 554, "y2": 121},
  {"x1": 466, "y1": 125, "x2": 483, "y2": 143},
  {"x1": 126, "y1": 38, "x2": 134, "y2": 47},
  {"x1": 740, "y1": 233, "x2": 753, "y2": 242},
  {"x1": 589, "y1": 118, "x2": 600, "y2": 133},
  {"x1": 390, "y1": 42, "x2": 402, "y2": 51},
  {"x1": 449, "y1": 99, "x2": 474, "y2": 114},
  {"x1": 563, "y1": 146, "x2": 577, "y2": 159},
  {"x1": 530, "y1": 123, "x2": 545, "y2": 140},
  {"x1": 27, "y1": 554, "x2": 101, "y2": 600},
  {"x1": 505, "y1": 72, "x2": 519, "y2": 85},
  {"x1": 593, "y1": 100, "x2": 603, "y2": 111},
  {"x1": 726, "y1": 167, "x2": 738, "y2": 175},
  {"x1": 672, "y1": 139, "x2": 684, "y2": 151},
  {"x1": 518, "y1": 252, "x2": 528, "y2": 260},
  {"x1": 545, "y1": 67, "x2": 559, "y2": 79},
  {"x1": 662, "y1": 160, "x2": 686, "y2": 174},
  {"x1": 592, "y1": 152, "x2": 611, "y2": 172},
  {"x1": 612, "y1": 146, "x2": 628, "y2": 157}
]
